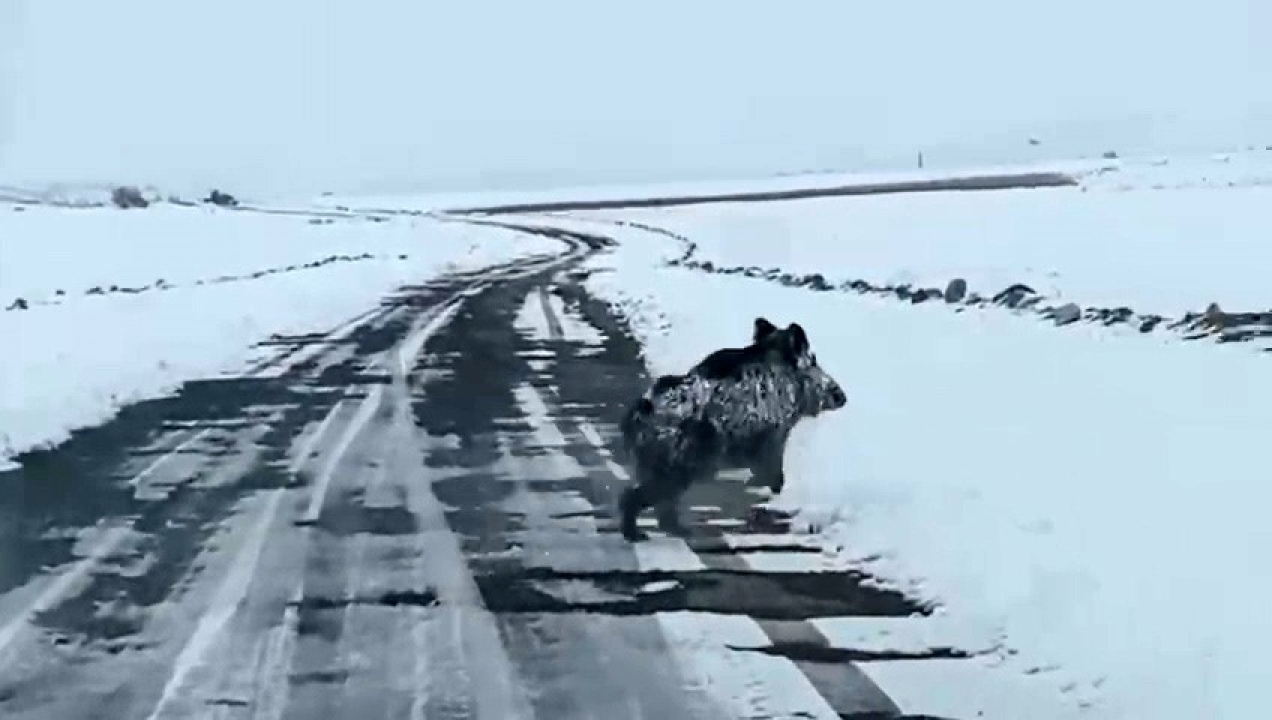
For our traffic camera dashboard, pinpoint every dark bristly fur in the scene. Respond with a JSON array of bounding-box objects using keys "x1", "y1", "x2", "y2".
[
  {"x1": 689, "y1": 317, "x2": 781, "y2": 380},
  {"x1": 617, "y1": 316, "x2": 848, "y2": 541}
]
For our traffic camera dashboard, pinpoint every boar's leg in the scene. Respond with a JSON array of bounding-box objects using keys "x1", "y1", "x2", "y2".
[
  {"x1": 748, "y1": 435, "x2": 788, "y2": 494},
  {"x1": 655, "y1": 493, "x2": 691, "y2": 537},
  {"x1": 621, "y1": 463, "x2": 704, "y2": 542},
  {"x1": 618, "y1": 483, "x2": 653, "y2": 542}
]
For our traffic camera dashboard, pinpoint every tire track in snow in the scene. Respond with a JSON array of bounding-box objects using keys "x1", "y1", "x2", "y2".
[{"x1": 522, "y1": 278, "x2": 912, "y2": 718}]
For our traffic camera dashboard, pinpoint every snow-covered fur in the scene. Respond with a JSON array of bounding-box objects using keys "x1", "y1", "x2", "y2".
[{"x1": 617, "y1": 317, "x2": 847, "y2": 541}]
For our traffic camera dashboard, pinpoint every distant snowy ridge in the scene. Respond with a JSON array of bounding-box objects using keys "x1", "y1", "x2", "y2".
[
  {"x1": 9, "y1": 147, "x2": 1270, "y2": 218},
  {"x1": 0, "y1": 183, "x2": 173, "y2": 208}
]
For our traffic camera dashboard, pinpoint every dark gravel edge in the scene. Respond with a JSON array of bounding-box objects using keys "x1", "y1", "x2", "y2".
[
  {"x1": 668, "y1": 254, "x2": 1272, "y2": 350},
  {"x1": 592, "y1": 216, "x2": 1272, "y2": 352},
  {"x1": 4, "y1": 252, "x2": 408, "y2": 312}
]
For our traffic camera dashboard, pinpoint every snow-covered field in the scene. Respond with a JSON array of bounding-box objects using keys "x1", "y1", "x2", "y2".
[
  {"x1": 0, "y1": 204, "x2": 560, "y2": 464},
  {"x1": 4, "y1": 150, "x2": 1270, "y2": 716},
  {"x1": 570, "y1": 165, "x2": 1272, "y2": 719},
  {"x1": 579, "y1": 151, "x2": 1272, "y2": 320}
]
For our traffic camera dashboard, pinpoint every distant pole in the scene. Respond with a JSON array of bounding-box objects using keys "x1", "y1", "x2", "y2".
[{"x1": 917, "y1": 151, "x2": 924, "y2": 169}]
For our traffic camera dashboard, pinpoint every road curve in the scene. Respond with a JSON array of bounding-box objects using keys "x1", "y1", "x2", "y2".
[{"x1": 0, "y1": 225, "x2": 960, "y2": 719}]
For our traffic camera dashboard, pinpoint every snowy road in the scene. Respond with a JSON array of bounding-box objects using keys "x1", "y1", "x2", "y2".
[{"x1": 0, "y1": 225, "x2": 958, "y2": 719}]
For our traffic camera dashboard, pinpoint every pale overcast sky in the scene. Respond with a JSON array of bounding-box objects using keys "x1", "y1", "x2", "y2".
[{"x1": 1, "y1": 0, "x2": 1268, "y2": 196}]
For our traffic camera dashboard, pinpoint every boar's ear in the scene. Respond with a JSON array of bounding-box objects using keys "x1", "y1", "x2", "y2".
[
  {"x1": 753, "y1": 317, "x2": 779, "y2": 343},
  {"x1": 784, "y1": 323, "x2": 811, "y2": 356}
]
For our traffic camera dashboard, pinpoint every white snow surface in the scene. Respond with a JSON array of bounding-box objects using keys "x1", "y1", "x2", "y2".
[
  {"x1": 5, "y1": 149, "x2": 1271, "y2": 714},
  {"x1": 0, "y1": 205, "x2": 560, "y2": 462},
  {"x1": 580, "y1": 212, "x2": 1272, "y2": 719},
  {"x1": 578, "y1": 151, "x2": 1272, "y2": 319}
]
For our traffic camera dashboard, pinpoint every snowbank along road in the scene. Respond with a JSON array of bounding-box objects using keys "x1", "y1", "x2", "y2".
[{"x1": 0, "y1": 219, "x2": 965, "y2": 719}]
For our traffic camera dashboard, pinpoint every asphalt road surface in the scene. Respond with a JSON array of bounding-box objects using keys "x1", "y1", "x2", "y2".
[
  {"x1": 0, "y1": 223, "x2": 959, "y2": 719},
  {"x1": 447, "y1": 171, "x2": 1077, "y2": 215}
]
